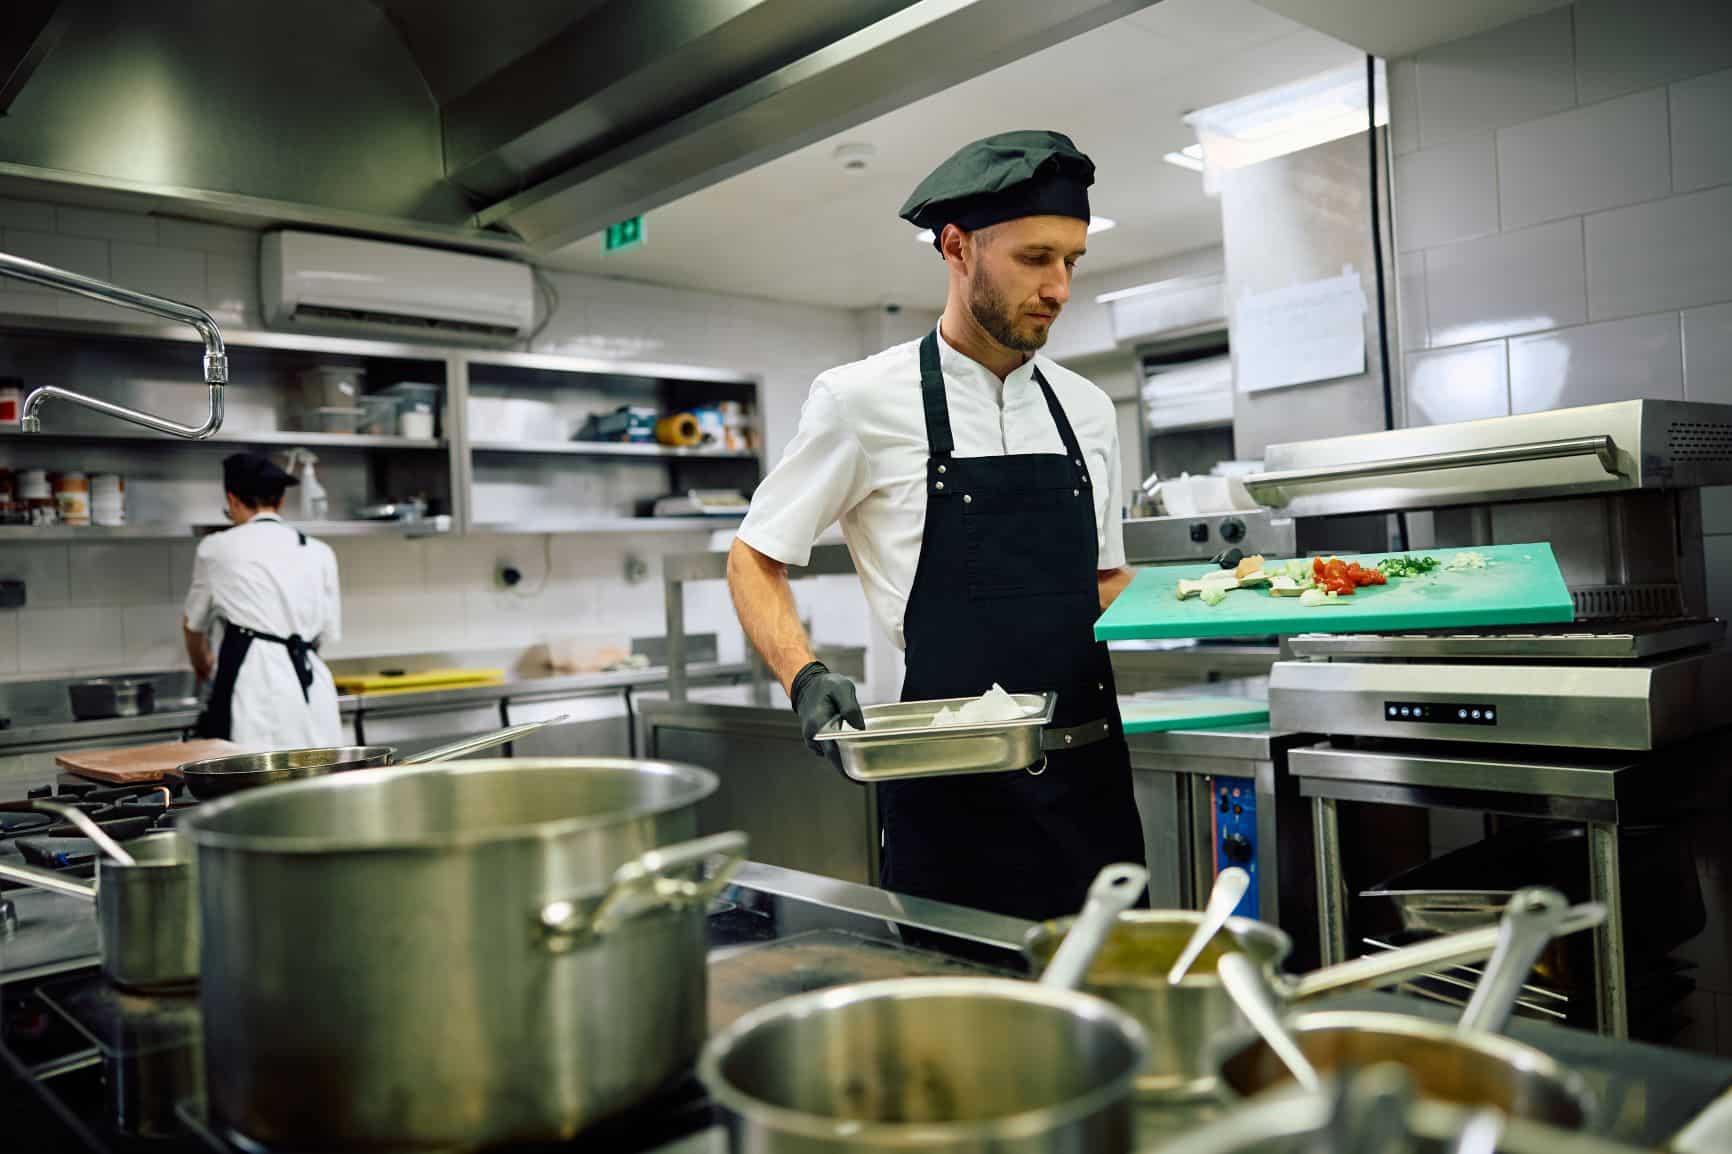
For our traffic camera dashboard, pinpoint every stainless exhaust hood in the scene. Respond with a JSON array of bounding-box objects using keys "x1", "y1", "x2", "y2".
[{"x1": 0, "y1": 0, "x2": 1154, "y2": 256}]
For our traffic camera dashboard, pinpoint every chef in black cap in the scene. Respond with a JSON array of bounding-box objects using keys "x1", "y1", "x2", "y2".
[
  {"x1": 728, "y1": 130, "x2": 1145, "y2": 920},
  {"x1": 183, "y1": 452, "x2": 343, "y2": 747}
]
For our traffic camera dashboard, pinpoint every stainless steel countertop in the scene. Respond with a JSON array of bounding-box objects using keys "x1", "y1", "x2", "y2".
[
  {"x1": 0, "y1": 662, "x2": 748, "y2": 750},
  {"x1": 1127, "y1": 722, "x2": 1316, "y2": 762}
]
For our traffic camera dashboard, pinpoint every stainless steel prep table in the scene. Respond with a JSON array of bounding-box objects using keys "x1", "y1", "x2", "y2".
[
  {"x1": 1291, "y1": 728, "x2": 1732, "y2": 1042},
  {"x1": 5, "y1": 860, "x2": 1730, "y2": 1154}
]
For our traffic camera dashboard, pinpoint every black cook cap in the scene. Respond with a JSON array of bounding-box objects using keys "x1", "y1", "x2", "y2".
[
  {"x1": 223, "y1": 452, "x2": 298, "y2": 506},
  {"x1": 899, "y1": 130, "x2": 1094, "y2": 249}
]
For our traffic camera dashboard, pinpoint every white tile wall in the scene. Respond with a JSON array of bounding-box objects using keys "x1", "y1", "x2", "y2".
[
  {"x1": 17, "y1": 607, "x2": 124, "y2": 673},
  {"x1": 55, "y1": 206, "x2": 157, "y2": 244},
  {"x1": 154, "y1": 219, "x2": 258, "y2": 258},
  {"x1": 1671, "y1": 67, "x2": 1732, "y2": 194},
  {"x1": 1496, "y1": 88, "x2": 1671, "y2": 230},
  {"x1": 0, "y1": 546, "x2": 70, "y2": 608},
  {"x1": 1388, "y1": 58, "x2": 1421, "y2": 156},
  {"x1": 1396, "y1": 250, "x2": 1428, "y2": 351},
  {"x1": 0, "y1": 197, "x2": 56, "y2": 231},
  {"x1": 122, "y1": 603, "x2": 186, "y2": 667},
  {"x1": 1395, "y1": 2, "x2": 1732, "y2": 465},
  {"x1": 1393, "y1": 133, "x2": 1499, "y2": 252},
  {"x1": 66, "y1": 544, "x2": 173, "y2": 607},
  {"x1": 1404, "y1": 340, "x2": 1510, "y2": 425},
  {"x1": 1424, "y1": 219, "x2": 1586, "y2": 346},
  {"x1": 1414, "y1": 7, "x2": 1575, "y2": 146},
  {"x1": 1573, "y1": 0, "x2": 1732, "y2": 104},
  {"x1": 3, "y1": 229, "x2": 108, "y2": 287},
  {"x1": 1585, "y1": 184, "x2": 1732, "y2": 320},
  {"x1": 109, "y1": 242, "x2": 207, "y2": 304},
  {"x1": 1508, "y1": 312, "x2": 1684, "y2": 413},
  {"x1": 1684, "y1": 302, "x2": 1732, "y2": 403},
  {"x1": 0, "y1": 197, "x2": 861, "y2": 680}
]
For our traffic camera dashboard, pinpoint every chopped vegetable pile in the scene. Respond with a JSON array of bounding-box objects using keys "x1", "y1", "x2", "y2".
[
  {"x1": 1174, "y1": 548, "x2": 1488, "y2": 609},
  {"x1": 1376, "y1": 554, "x2": 1439, "y2": 578},
  {"x1": 1312, "y1": 556, "x2": 1386, "y2": 596}
]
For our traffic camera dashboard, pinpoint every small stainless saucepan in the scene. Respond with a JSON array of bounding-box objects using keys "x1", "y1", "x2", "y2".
[
  {"x1": 175, "y1": 716, "x2": 566, "y2": 800},
  {"x1": 700, "y1": 865, "x2": 1151, "y2": 1153},
  {"x1": 0, "y1": 830, "x2": 196, "y2": 990},
  {"x1": 1213, "y1": 888, "x2": 1599, "y2": 1131},
  {"x1": 1023, "y1": 899, "x2": 1604, "y2": 1099}
]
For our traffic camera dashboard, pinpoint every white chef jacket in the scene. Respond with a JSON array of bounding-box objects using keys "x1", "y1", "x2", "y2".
[
  {"x1": 738, "y1": 326, "x2": 1125, "y2": 650},
  {"x1": 183, "y1": 513, "x2": 343, "y2": 748}
]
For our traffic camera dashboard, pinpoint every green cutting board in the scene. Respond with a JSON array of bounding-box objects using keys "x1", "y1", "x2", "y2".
[
  {"x1": 1119, "y1": 696, "x2": 1270, "y2": 734},
  {"x1": 1095, "y1": 543, "x2": 1574, "y2": 642}
]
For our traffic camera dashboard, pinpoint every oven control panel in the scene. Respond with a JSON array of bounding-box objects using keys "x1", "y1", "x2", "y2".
[
  {"x1": 1211, "y1": 775, "x2": 1258, "y2": 920},
  {"x1": 1384, "y1": 701, "x2": 1499, "y2": 726}
]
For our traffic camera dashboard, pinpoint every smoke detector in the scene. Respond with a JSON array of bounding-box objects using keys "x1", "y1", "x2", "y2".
[{"x1": 833, "y1": 142, "x2": 877, "y2": 172}]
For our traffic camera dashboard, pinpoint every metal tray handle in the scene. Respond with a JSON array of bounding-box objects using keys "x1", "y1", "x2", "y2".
[
  {"x1": 1243, "y1": 436, "x2": 1622, "y2": 503},
  {"x1": 537, "y1": 830, "x2": 748, "y2": 953}
]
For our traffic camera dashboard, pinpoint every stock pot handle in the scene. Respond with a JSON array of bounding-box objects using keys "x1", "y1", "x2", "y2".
[{"x1": 537, "y1": 830, "x2": 748, "y2": 953}]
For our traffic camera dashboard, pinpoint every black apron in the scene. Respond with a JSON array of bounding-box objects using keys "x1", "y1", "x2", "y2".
[
  {"x1": 878, "y1": 331, "x2": 1146, "y2": 922},
  {"x1": 194, "y1": 521, "x2": 318, "y2": 742}
]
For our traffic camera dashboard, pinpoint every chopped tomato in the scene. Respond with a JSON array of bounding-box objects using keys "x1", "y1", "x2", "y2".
[{"x1": 1311, "y1": 557, "x2": 1387, "y2": 596}]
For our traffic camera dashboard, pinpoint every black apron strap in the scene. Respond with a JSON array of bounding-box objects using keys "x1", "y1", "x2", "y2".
[
  {"x1": 195, "y1": 626, "x2": 255, "y2": 740},
  {"x1": 917, "y1": 330, "x2": 954, "y2": 458},
  {"x1": 1030, "y1": 365, "x2": 1090, "y2": 477}
]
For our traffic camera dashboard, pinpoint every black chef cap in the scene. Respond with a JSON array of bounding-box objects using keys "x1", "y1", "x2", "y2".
[
  {"x1": 223, "y1": 452, "x2": 298, "y2": 509},
  {"x1": 899, "y1": 130, "x2": 1094, "y2": 250}
]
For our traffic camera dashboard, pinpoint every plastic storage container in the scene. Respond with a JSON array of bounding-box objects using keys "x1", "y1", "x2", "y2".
[
  {"x1": 298, "y1": 366, "x2": 365, "y2": 409},
  {"x1": 380, "y1": 382, "x2": 440, "y2": 439},
  {"x1": 298, "y1": 407, "x2": 364, "y2": 434},
  {"x1": 356, "y1": 394, "x2": 401, "y2": 436}
]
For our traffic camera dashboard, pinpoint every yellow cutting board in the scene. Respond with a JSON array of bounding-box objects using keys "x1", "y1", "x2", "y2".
[{"x1": 333, "y1": 668, "x2": 506, "y2": 695}]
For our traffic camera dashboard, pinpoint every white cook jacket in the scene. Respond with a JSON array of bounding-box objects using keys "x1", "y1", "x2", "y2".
[
  {"x1": 183, "y1": 513, "x2": 343, "y2": 748},
  {"x1": 737, "y1": 325, "x2": 1125, "y2": 650}
]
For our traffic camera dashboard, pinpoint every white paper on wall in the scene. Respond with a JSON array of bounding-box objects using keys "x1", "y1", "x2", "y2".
[{"x1": 1234, "y1": 266, "x2": 1367, "y2": 394}]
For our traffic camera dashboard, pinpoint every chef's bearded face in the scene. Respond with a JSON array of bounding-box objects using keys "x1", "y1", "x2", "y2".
[{"x1": 955, "y1": 216, "x2": 1087, "y2": 353}]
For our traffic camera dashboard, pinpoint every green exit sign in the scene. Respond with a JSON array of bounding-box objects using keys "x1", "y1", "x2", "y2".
[{"x1": 603, "y1": 216, "x2": 645, "y2": 253}]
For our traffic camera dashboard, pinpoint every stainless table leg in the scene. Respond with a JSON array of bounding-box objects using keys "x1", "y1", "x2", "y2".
[
  {"x1": 1188, "y1": 776, "x2": 1215, "y2": 910},
  {"x1": 1587, "y1": 821, "x2": 1629, "y2": 1040},
  {"x1": 1314, "y1": 796, "x2": 1346, "y2": 966}
]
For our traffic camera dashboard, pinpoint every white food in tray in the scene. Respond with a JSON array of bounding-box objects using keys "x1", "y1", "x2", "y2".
[{"x1": 928, "y1": 683, "x2": 1028, "y2": 728}]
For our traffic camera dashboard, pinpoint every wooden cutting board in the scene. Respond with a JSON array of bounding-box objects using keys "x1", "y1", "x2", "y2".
[{"x1": 57, "y1": 739, "x2": 249, "y2": 784}]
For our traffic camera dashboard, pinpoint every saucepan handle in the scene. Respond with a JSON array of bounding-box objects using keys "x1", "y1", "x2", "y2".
[
  {"x1": 0, "y1": 860, "x2": 97, "y2": 901},
  {"x1": 536, "y1": 830, "x2": 748, "y2": 953}
]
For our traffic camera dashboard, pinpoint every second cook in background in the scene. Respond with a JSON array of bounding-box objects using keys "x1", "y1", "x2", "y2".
[
  {"x1": 184, "y1": 452, "x2": 343, "y2": 748},
  {"x1": 727, "y1": 130, "x2": 1145, "y2": 921}
]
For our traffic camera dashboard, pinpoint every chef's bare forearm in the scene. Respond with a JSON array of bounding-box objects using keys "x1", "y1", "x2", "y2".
[
  {"x1": 1098, "y1": 567, "x2": 1133, "y2": 611},
  {"x1": 727, "y1": 539, "x2": 820, "y2": 693},
  {"x1": 182, "y1": 621, "x2": 214, "y2": 680}
]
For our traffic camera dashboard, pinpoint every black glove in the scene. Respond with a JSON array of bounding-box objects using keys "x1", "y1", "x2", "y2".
[{"x1": 790, "y1": 660, "x2": 864, "y2": 774}]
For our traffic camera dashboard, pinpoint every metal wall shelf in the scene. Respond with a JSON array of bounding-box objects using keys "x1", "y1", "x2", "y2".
[
  {"x1": 0, "y1": 519, "x2": 454, "y2": 542},
  {"x1": 468, "y1": 439, "x2": 754, "y2": 460},
  {"x1": 470, "y1": 517, "x2": 741, "y2": 535},
  {"x1": 0, "y1": 428, "x2": 446, "y2": 451},
  {"x1": 0, "y1": 312, "x2": 764, "y2": 537}
]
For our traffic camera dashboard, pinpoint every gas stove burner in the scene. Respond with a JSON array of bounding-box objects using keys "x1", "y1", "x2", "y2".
[{"x1": 0, "y1": 811, "x2": 53, "y2": 835}]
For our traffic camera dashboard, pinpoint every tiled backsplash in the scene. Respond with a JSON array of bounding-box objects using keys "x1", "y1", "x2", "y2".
[
  {"x1": 1389, "y1": 0, "x2": 1732, "y2": 617},
  {"x1": 0, "y1": 531, "x2": 886, "y2": 680}
]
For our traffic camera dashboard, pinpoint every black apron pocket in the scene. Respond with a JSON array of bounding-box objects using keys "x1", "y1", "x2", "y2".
[{"x1": 963, "y1": 489, "x2": 1094, "y2": 600}]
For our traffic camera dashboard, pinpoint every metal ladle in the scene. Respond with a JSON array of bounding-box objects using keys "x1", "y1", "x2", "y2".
[
  {"x1": 1169, "y1": 866, "x2": 1250, "y2": 985},
  {"x1": 1039, "y1": 862, "x2": 1149, "y2": 990},
  {"x1": 1218, "y1": 951, "x2": 1323, "y2": 1093},
  {"x1": 33, "y1": 799, "x2": 136, "y2": 866}
]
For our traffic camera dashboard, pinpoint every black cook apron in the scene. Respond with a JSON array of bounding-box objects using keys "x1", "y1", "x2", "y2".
[
  {"x1": 877, "y1": 330, "x2": 1146, "y2": 922},
  {"x1": 194, "y1": 522, "x2": 318, "y2": 741}
]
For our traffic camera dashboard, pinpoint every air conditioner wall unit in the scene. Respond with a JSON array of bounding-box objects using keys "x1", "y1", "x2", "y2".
[{"x1": 261, "y1": 231, "x2": 535, "y2": 341}]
